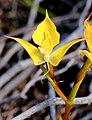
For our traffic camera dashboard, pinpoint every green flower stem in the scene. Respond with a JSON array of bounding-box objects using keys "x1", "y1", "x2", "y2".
[
  {"x1": 40, "y1": 65, "x2": 68, "y2": 103},
  {"x1": 64, "y1": 59, "x2": 92, "y2": 120}
]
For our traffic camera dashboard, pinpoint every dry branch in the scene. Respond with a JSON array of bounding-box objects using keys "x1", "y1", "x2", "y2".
[
  {"x1": 11, "y1": 94, "x2": 92, "y2": 120},
  {"x1": 0, "y1": 66, "x2": 35, "y2": 100},
  {"x1": 0, "y1": 59, "x2": 32, "y2": 88}
]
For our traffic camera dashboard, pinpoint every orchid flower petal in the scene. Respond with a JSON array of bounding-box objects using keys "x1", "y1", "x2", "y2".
[
  {"x1": 79, "y1": 50, "x2": 92, "y2": 62},
  {"x1": 49, "y1": 39, "x2": 84, "y2": 66},
  {"x1": 38, "y1": 31, "x2": 54, "y2": 54},
  {"x1": 32, "y1": 10, "x2": 60, "y2": 54},
  {"x1": 84, "y1": 14, "x2": 92, "y2": 53},
  {"x1": 5, "y1": 36, "x2": 45, "y2": 65}
]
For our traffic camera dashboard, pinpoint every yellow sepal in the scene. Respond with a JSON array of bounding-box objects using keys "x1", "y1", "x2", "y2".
[
  {"x1": 49, "y1": 39, "x2": 84, "y2": 66},
  {"x1": 5, "y1": 36, "x2": 45, "y2": 65}
]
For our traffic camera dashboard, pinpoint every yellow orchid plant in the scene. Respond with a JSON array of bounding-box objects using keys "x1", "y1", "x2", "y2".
[
  {"x1": 5, "y1": 10, "x2": 83, "y2": 67},
  {"x1": 5, "y1": 10, "x2": 90, "y2": 120}
]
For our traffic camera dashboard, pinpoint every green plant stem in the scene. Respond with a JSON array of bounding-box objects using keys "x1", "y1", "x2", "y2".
[
  {"x1": 63, "y1": 59, "x2": 92, "y2": 120},
  {"x1": 40, "y1": 64, "x2": 68, "y2": 103}
]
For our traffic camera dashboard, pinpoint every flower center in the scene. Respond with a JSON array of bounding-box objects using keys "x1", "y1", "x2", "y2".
[{"x1": 44, "y1": 54, "x2": 50, "y2": 62}]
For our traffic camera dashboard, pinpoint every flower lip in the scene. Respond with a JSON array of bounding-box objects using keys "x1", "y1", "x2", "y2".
[{"x1": 44, "y1": 54, "x2": 50, "y2": 62}]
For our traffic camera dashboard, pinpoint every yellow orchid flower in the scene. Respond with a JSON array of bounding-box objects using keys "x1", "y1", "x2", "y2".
[
  {"x1": 5, "y1": 10, "x2": 84, "y2": 66},
  {"x1": 79, "y1": 13, "x2": 92, "y2": 62}
]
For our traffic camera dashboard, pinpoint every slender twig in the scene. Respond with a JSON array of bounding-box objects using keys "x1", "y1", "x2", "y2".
[
  {"x1": 0, "y1": 66, "x2": 35, "y2": 100},
  {"x1": 0, "y1": 94, "x2": 22, "y2": 104},
  {"x1": 78, "y1": 0, "x2": 92, "y2": 26},
  {"x1": 27, "y1": 0, "x2": 43, "y2": 26},
  {"x1": 47, "y1": 64, "x2": 56, "y2": 120},
  {"x1": 11, "y1": 94, "x2": 92, "y2": 120},
  {"x1": 21, "y1": 68, "x2": 42, "y2": 96},
  {"x1": 0, "y1": 59, "x2": 32, "y2": 88},
  {"x1": 79, "y1": 112, "x2": 92, "y2": 120},
  {"x1": 48, "y1": 82, "x2": 56, "y2": 120}
]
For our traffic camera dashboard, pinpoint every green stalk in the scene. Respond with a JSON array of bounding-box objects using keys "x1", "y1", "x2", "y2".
[
  {"x1": 64, "y1": 59, "x2": 92, "y2": 120},
  {"x1": 40, "y1": 65, "x2": 68, "y2": 103}
]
